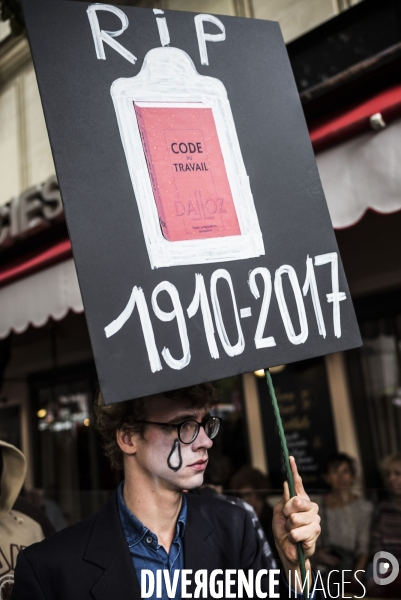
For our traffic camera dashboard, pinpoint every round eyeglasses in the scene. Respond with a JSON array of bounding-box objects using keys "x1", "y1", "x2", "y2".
[{"x1": 135, "y1": 416, "x2": 221, "y2": 444}]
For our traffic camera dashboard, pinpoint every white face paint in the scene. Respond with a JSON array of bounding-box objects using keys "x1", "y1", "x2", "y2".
[{"x1": 130, "y1": 395, "x2": 214, "y2": 491}]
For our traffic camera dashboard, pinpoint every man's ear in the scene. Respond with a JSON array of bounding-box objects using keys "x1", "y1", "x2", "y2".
[{"x1": 116, "y1": 429, "x2": 137, "y2": 456}]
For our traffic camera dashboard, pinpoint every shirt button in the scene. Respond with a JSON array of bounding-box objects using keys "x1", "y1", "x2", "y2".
[{"x1": 146, "y1": 536, "x2": 153, "y2": 544}]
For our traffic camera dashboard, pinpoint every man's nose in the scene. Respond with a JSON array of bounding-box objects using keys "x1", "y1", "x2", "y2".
[{"x1": 192, "y1": 424, "x2": 213, "y2": 449}]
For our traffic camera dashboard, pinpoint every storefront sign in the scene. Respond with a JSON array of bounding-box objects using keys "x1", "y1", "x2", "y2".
[
  {"x1": 23, "y1": 1, "x2": 361, "y2": 403},
  {"x1": 0, "y1": 176, "x2": 63, "y2": 248}
]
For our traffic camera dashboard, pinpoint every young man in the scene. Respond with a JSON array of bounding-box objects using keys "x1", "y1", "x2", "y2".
[{"x1": 12, "y1": 384, "x2": 321, "y2": 599}]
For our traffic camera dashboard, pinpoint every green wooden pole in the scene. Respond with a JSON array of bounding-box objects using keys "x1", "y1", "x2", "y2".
[{"x1": 265, "y1": 368, "x2": 309, "y2": 600}]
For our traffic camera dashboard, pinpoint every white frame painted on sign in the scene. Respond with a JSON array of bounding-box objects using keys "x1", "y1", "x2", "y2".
[{"x1": 111, "y1": 46, "x2": 265, "y2": 269}]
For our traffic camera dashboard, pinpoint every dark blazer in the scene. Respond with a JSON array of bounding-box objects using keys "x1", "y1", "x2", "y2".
[{"x1": 12, "y1": 492, "x2": 289, "y2": 599}]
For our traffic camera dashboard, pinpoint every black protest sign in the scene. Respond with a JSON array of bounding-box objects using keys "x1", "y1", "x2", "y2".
[{"x1": 22, "y1": 1, "x2": 361, "y2": 404}]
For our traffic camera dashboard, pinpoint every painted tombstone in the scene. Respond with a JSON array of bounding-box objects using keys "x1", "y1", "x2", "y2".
[
  {"x1": 22, "y1": 1, "x2": 361, "y2": 404},
  {"x1": 111, "y1": 45, "x2": 264, "y2": 268}
]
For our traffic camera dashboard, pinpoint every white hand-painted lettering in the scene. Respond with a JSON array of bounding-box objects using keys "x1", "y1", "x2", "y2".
[
  {"x1": 104, "y1": 286, "x2": 162, "y2": 373},
  {"x1": 302, "y1": 255, "x2": 326, "y2": 338},
  {"x1": 187, "y1": 273, "x2": 219, "y2": 359},
  {"x1": 314, "y1": 252, "x2": 346, "y2": 338},
  {"x1": 274, "y1": 265, "x2": 308, "y2": 345},
  {"x1": 87, "y1": 4, "x2": 137, "y2": 64},
  {"x1": 194, "y1": 14, "x2": 226, "y2": 66},
  {"x1": 103, "y1": 257, "x2": 346, "y2": 372},
  {"x1": 151, "y1": 281, "x2": 191, "y2": 370},
  {"x1": 210, "y1": 269, "x2": 245, "y2": 357},
  {"x1": 248, "y1": 267, "x2": 276, "y2": 349},
  {"x1": 154, "y1": 11, "x2": 170, "y2": 47}
]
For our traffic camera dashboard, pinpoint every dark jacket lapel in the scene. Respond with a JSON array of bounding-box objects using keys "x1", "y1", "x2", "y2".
[
  {"x1": 184, "y1": 495, "x2": 222, "y2": 598},
  {"x1": 84, "y1": 491, "x2": 223, "y2": 600},
  {"x1": 84, "y1": 491, "x2": 141, "y2": 600}
]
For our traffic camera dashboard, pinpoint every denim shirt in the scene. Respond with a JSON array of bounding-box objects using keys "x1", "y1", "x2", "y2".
[
  {"x1": 117, "y1": 483, "x2": 187, "y2": 600},
  {"x1": 118, "y1": 484, "x2": 314, "y2": 599}
]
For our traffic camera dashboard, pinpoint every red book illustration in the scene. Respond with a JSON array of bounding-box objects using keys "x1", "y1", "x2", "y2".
[{"x1": 134, "y1": 102, "x2": 241, "y2": 242}]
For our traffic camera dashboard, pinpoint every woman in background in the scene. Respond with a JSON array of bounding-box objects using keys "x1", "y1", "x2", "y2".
[
  {"x1": 366, "y1": 453, "x2": 401, "y2": 597},
  {"x1": 313, "y1": 453, "x2": 373, "y2": 588}
]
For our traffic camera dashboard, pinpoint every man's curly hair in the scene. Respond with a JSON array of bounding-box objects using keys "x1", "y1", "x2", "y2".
[{"x1": 94, "y1": 383, "x2": 220, "y2": 471}]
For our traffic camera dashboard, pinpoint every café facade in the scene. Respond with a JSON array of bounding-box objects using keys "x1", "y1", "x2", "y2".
[{"x1": 0, "y1": 0, "x2": 401, "y2": 523}]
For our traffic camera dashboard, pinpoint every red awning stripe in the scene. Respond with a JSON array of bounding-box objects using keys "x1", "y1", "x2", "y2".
[
  {"x1": 310, "y1": 84, "x2": 401, "y2": 153},
  {"x1": 0, "y1": 238, "x2": 72, "y2": 289}
]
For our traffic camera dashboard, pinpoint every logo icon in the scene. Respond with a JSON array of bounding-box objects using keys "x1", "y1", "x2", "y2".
[{"x1": 373, "y1": 551, "x2": 399, "y2": 586}]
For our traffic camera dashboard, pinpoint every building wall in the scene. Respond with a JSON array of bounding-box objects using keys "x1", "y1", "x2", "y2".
[
  {"x1": 168, "y1": 0, "x2": 236, "y2": 15},
  {"x1": 0, "y1": 38, "x2": 54, "y2": 207},
  {"x1": 253, "y1": 0, "x2": 338, "y2": 42},
  {"x1": 0, "y1": 20, "x2": 11, "y2": 43},
  {"x1": 157, "y1": 0, "x2": 354, "y2": 41},
  {"x1": 0, "y1": 0, "x2": 364, "y2": 207}
]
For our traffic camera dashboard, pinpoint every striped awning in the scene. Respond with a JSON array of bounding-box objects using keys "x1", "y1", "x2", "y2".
[
  {"x1": 0, "y1": 258, "x2": 83, "y2": 339},
  {"x1": 312, "y1": 84, "x2": 401, "y2": 228}
]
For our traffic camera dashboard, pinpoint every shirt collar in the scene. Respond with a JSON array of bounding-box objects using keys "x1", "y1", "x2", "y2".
[
  {"x1": 176, "y1": 492, "x2": 187, "y2": 539},
  {"x1": 117, "y1": 482, "x2": 187, "y2": 548}
]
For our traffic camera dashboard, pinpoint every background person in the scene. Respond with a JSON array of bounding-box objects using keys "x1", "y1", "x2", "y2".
[
  {"x1": 313, "y1": 453, "x2": 372, "y2": 585},
  {"x1": 12, "y1": 384, "x2": 321, "y2": 599},
  {"x1": 24, "y1": 489, "x2": 67, "y2": 533},
  {"x1": 229, "y1": 465, "x2": 278, "y2": 561},
  {"x1": 0, "y1": 440, "x2": 55, "y2": 600},
  {"x1": 366, "y1": 453, "x2": 401, "y2": 598}
]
